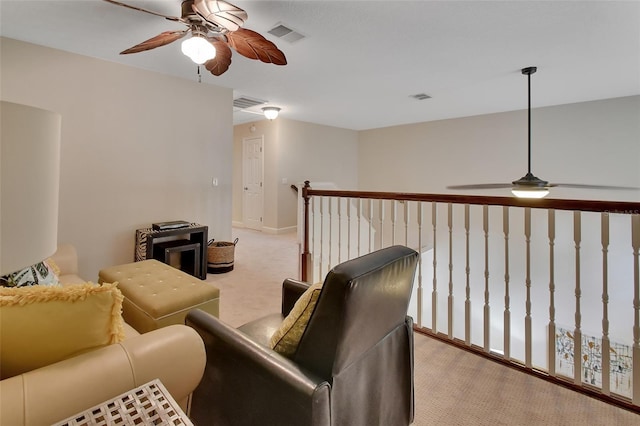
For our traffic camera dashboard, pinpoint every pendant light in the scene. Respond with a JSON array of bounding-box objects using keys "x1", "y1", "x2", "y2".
[{"x1": 511, "y1": 66, "x2": 550, "y2": 199}]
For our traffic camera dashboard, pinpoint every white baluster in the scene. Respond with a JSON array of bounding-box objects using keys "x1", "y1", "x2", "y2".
[
  {"x1": 631, "y1": 214, "x2": 639, "y2": 405},
  {"x1": 432, "y1": 202, "x2": 438, "y2": 334},
  {"x1": 368, "y1": 199, "x2": 374, "y2": 253},
  {"x1": 310, "y1": 197, "x2": 316, "y2": 282},
  {"x1": 484, "y1": 205, "x2": 490, "y2": 353},
  {"x1": 548, "y1": 209, "x2": 556, "y2": 375},
  {"x1": 465, "y1": 204, "x2": 471, "y2": 346},
  {"x1": 328, "y1": 198, "x2": 333, "y2": 270},
  {"x1": 347, "y1": 198, "x2": 351, "y2": 260},
  {"x1": 337, "y1": 197, "x2": 342, "y2": 264},
  {"x1": 379, "y1": 200, "x2": 386, "y2": 250},
  {"x1": 601, "y1": 212, "x2": 610, "y2": 395},
  {"x1": 417, "y1": 201, "x2": 423, "y2": 328},
  {"x1": 309, "y1": 197, "x2": 322, "y2": 282},
  {"x1": 525, "y1": 207, "x2": 532, "y2": 368},
  {"x1": 319, "y1": 197, "x2": 325, "y2": 278},
  {"x1": 448, "y1": 203, "x2": 454, "y2": 339},
  {"x1": 573, "y1": 211, "x2": 583, "y2": 385},
  {"x1": 404, "y1": 201, "x2": 410, "y2": 247},
  {"x1": 504, "y1": 206, "x2": 511, "y2": 361},
  {"x1": 357, "y1": 198, "x2": 362, "y2": 257}
]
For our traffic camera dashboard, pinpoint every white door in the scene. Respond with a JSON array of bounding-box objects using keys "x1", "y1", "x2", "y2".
[{"x1": 242, "y1": 136, "x2": 264, "y2": 231}]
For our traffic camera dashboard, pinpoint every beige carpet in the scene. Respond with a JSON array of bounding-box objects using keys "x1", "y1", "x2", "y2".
[{"x1": 205, "y1": 227, "x2": 638, "y2": 425}]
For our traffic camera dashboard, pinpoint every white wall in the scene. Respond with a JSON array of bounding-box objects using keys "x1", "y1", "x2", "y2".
[
  {"x1": 1, "y1": 38, "x2": 233, "y2": 280},
  {"x1": 233, "y1": 118, "x2": 358, "y2": 232}
]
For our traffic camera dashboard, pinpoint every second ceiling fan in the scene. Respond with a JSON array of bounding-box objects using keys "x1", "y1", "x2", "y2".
[
  {"x1": 104, "y1": 0, "x2": 287, "y2": 76},
  {"x1": 447, "y1": 67, "x2": 638, "y2": 198}
]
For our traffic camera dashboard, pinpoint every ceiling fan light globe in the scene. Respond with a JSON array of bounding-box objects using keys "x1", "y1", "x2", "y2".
[
  {"x1": 511, "y1": 187, "x2": 549, "y2": 198},
  {"x1": 181, "y1": 35, "x2": 216, "y2": 64}
]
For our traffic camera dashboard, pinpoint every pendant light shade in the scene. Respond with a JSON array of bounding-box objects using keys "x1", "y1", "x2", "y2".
[
  {"x1": 511, "y1": 171, "x2": 550, "y2": 199},
  {"x1": 511, "y1": 188, "x2": 549, "y2": 198}
]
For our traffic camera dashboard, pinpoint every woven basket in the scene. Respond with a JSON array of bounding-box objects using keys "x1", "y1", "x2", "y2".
[{"x1": 207, "y1": 238, "x2": 238, "y2": 274}]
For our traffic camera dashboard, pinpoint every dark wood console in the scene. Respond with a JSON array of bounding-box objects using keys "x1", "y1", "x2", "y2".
[{"x1": 134, "y1": 223, "x2": 208, "y2": 279}]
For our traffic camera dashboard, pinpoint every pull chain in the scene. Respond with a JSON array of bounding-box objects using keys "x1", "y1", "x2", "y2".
[{"x1": 197, "y1": 65, "x2": 202, "y2": 83}]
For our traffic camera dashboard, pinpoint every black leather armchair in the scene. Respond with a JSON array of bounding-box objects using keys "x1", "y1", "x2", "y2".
[{"x1": 186, "y1": 245, "x2": 419, "y2": 426}]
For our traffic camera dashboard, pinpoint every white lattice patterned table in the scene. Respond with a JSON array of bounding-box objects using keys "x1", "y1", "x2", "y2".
[{"x1": 53, "y1": 379, "x2": 193, "y2": 426}]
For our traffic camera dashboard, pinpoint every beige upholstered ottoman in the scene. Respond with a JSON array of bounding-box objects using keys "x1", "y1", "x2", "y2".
[{"x1": 99, "y1": 259, "x2": 219, "y2": 333}]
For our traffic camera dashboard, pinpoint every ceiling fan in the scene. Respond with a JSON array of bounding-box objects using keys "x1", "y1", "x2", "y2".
[
  {"x1": 447, "y1": 66, "x2": 638, "y2": 198},
  {"x1": 103, "y1": 0, "x2": 287, "y2": 76}
]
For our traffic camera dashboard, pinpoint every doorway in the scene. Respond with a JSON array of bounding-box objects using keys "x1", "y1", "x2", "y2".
[{"x1": 242, "y1": 136, "x2": 264, "y2": 231}]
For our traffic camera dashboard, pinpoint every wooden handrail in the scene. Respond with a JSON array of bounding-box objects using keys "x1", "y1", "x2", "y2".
[{"x1": 304, "y1": 188, "x2": 640, "y2": 214}]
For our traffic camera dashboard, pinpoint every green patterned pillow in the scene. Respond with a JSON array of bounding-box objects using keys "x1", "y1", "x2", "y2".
[{"x1": 0, "y1": 260, "x2": 60, "y2": 287}]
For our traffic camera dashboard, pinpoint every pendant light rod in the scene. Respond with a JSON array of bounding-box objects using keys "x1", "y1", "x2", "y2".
[{"x1": 522, "y1": 66, "x2": 537, "y2": 175}]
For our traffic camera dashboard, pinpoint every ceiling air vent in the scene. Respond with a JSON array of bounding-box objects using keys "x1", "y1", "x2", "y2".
[
  {"x1": 233, "y1": 96, "x2": 266, "y2": 109},
  {"x1": 268, "y1": 23, "x2": 305, "y2": 43},
  {"x1": 410, "y1": 93, "x2": 432, "y2": 100}
]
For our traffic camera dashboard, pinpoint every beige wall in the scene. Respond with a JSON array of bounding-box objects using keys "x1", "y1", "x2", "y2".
[
  {"x1": 232, "y1": 96, "x2": 639, "y2": 234},
  {"x1": 358, "y1": 96, "x2": 640, "y2": 200},
  {"x1": 1, "y1": 38, "x2": 233, "y2": 280},
  {"x1": 234, "y1": 118, "x2": 358, "y2": 232}
]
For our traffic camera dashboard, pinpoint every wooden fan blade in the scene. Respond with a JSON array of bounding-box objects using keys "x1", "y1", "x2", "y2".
[
  {"x1": 193, "y1": 0, "x2": 247, "y2": 32},
  {"x1": 447, "y1": 183, "x2": 513, "y2": 190},
  {"x1": 120, "y1": 30, "x2": 188, "y2": 55},
  {"x1": 226, "y1": 29, "x2": 287, "y2": 65},
  {"x1": 204, "y1": 40, "x2": 233, "y2": 76},
  {"x1": 103, "y1": 0, "x2": 182, "y2": 22},
  {"x1": 553, "y1": 183, "x2": 640, "y2": 191}
]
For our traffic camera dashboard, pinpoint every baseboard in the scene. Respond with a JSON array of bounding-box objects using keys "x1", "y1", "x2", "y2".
[
  {"x1": 262, "y1": 226, "x2": 296, "y2": 235},
  {"x1": 233, "y1": 222, "x2": 296, "y2": 235}
]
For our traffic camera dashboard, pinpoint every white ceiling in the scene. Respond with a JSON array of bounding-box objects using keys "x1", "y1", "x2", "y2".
[{"x1": 1, "y1": 1, "x2": 639, "y2": 131}]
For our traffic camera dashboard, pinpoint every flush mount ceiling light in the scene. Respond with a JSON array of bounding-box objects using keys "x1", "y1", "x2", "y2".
[{"x1": 262, "y1": 106, "x2": 281, "y2": 120}]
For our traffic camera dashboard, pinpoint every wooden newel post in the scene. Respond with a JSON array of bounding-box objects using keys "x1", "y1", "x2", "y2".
[{"x1": 301, "y1": 181, "x2": 311, "y2": 282}]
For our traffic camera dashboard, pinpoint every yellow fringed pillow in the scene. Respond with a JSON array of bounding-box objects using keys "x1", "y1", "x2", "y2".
[
  {"x1": 0, "y1": 282, "x2": 125, "y2": 379},
  {"x1": 269, "y1": 282, "x2": 323, "y2": 358},
  {"x1": 45, "y1": 257, "x2": 61, "y2": 277}
]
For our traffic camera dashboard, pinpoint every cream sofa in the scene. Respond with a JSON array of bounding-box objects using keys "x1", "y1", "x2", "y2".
[{"x1": 0, "y1": 244, "x2": 206, "y2": 425}]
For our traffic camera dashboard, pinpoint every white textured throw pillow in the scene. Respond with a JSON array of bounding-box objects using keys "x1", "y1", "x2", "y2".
[{"x1": 0, "y1": 260, "x2": 60, "y2": 287}]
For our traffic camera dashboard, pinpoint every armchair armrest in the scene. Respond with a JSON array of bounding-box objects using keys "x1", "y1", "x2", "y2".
[
  {"x1": 0, "y1": 325, "x2": 205, "y2": 426},
  {"x1": 186, "y1": 309, "x2": 330, "y2": 426},
  {"x1": 282, "y1": 278, "x2": 311, "y2": 316}
]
